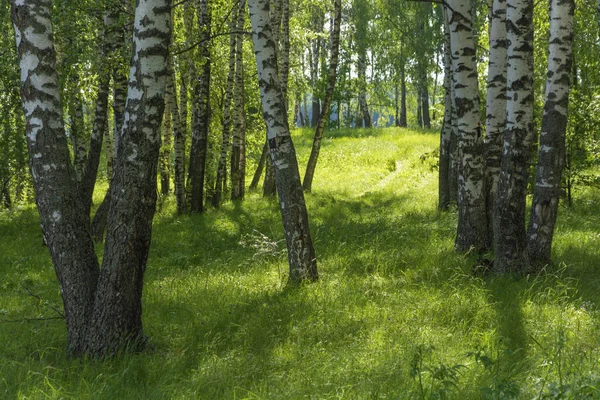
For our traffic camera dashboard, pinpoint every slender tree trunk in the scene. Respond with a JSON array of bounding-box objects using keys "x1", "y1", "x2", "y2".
[
  {"x1": 11, "y1": 0, "x2": 101, "y2": 357},
  {"x1": 448, "y1": 0, "x2": 488, "y2": 252},
  {"x1": 69, "y1": 78, "x2": 87, "y2": 182},
  {"x1": 160, "y1": 89, "x2": 172, "y2": 195},
  {"x1": 357, "y1": 53, "x2": 371, "y2": 128},
  {"x1": 250, "y1": 141, "x2": 268, "y2": 190},
  {"x1": 439, "y1": 7, "x2": 452, "y2": 210},
  {"x1": 188, "y1": 0, "x2": 211, "y2": 212},
  {"x1": 213, "y1": 2, "x2": 238, "y2": 208},
  {"x1": 394, "y1": 83, "x2": 400, "y2": 127},
  {"x1": 484, "y1": 0, "x2": 507, "y2": 249},
  {"x1": 280, "y1": 0, "x2": 291, "y2": 106},
  {"x1": 303, "y1": 0, "x2": 342, "y2": 192},
  {"x1": 231, "y1": 0, "x2": 246, "y2": 201},
  {"x1": 493, "y1": 0, "x2": 534, "y2": 273},
  {"x1": 248, "y1": 0, "x2": 318, "y2": 283},
  {"x1": 167, "y1": 61, "x2": 186, "y2": 213},
  {"x1": 527, "y1": 0, "x2": 574, "y2": 267},
  {"x1": 399, "y1": 65, "x2": 407, "y2": 127}
]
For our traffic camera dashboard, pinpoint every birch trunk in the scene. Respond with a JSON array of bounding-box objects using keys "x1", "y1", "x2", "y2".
[
  {"x1": 231, "y1": 0, "x2": 246, "y2": 201},
  {"x1": 448, "y1": 0, "x2": 488, "y2": 252},
  {"x1": 167, "y1": 62, "x2": 186, "y2": 214},
  {"x1": 11, "y1": 0, "x2": 100, "y2": 356},
  {"x1": 493, "y1": 0, "x2": 534, "y2": 273},
  {"x1": 527, "y1": 0, "x2": 574, "y2": 267},
  {"x1": 248, "y1": 0, "x2": 318, "y2": 283},
  {"x1": 188, "y1": 0, "x2": 211, "y2": 212},
  {"x1": 303, "y1": 0, "x2": 342, "y2": 192},
  {"x1": 160, "y1": 88, "x2": 172, "y2": 195},
  {"x1": 357, "y1": 54, "x2": 371, "y2": 128},
  {"x1": 213, "y1": 1, "x2": 238, "y2": 207},
  {"x1": 439, "y1": 7, "x2": 452, "y2": 210},
  {"x1": 68, "y1": 79, "x2": 87, "y2": 182},
  {"x1": 484, "y1": 0, "x2": 507, "y2": 248},
  {"x1": 87, "y1": 0, "x2": 171, "y2": 355}
]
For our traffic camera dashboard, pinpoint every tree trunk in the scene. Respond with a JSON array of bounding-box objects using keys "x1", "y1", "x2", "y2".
[
  {"x1": 357, "y1": 54, "x2": 371, "y2": 128},
  {"x1": 213, "y1": 2, "x2": 238, "y2": 208},
  {"x1": 187, "y1": 0, "x2": 211, "y2": 213},
  {"x1": 448, "y1": 0, "x2": 488, "y2": 252},
  {"x1": 250, "y1": 141, "x2": 268, "y2": 190},
  {"x1": 231, "y1": 0, "x2": 246, "y2": 201},
  {"x1": 527, "y1": 0, "x2": 574, "y2": 267},
  {"x1": 438, "y1": 7, "x2": 452, "y2": 210},
  {"x1": 484, "y1": 0, "x2": 507, "y2": 249},
  {"x1": 160, "y1": 89, "x2": 172, "y2": 195},
  {"x1": 11, "y1": 0, "x2": 101, "y2": 356},
  {"x1": 303, "y1": 0, "x2": 342, "y2": 193},
  {"x1": 87, "y1": 0, "x2": 171, "y2": 356},
  {"x1": 68, "y1": 78, "x2": 87, "y2": 182},
  {"x1": 399, "y1": 65, "x2": 407, "y2": 127},
  {"x1": 493, "y1": 0, "x2": 534, "y2": 273},
  {"x1": 167, "y1": 61, "x2": 186, "y2": 213},
  {"x1": 248, "y1": 0, "x2": 318, "y2": 283}
]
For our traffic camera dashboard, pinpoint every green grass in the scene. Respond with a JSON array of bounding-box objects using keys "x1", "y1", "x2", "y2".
[{"x1": 1, "y1": 127, "x2": 600, "y2": 399}]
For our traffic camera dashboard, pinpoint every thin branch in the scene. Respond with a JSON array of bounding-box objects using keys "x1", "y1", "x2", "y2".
[
  {"x1": 172, "y1": 30, "x2": 252, "y2": 56},
  {"x1": 0, "y1": 316, "x2": 64, "y2": 323},
  {"x1": 23, "y1": 286, "x2": 65, "y2": 319}
]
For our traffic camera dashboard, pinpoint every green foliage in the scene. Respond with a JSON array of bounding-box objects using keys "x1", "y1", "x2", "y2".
[{"x1": 1, "y1": 128, "x2": 600, "y2": 398}]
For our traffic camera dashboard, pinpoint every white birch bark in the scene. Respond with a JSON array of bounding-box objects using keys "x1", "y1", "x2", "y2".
[
  {"x1": 493, "y1": 0, "x2": 534, "y2": 273},
  {"x1": 448, "y1": 0, "x2": 488, "y2": 252},
  {"x1": 11, "y1": 0, "x2": 100, "y2": 356},
  {"x1": 527, "y1": 0, "x2": 574, "y2": 266},
  {"x1": 484, "y1": 0, "x2": 507, "y2": 247},
  {"x1": 88, "y1": 0, "x2": 171, "y2": 356},
  {"x1": 248, "y1": 0, "x2": 318, "y2": 283}
]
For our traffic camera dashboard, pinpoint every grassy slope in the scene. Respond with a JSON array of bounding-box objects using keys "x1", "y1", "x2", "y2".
[{"x1": 1, "y1": 127, "x2": 600, "y2": 399}]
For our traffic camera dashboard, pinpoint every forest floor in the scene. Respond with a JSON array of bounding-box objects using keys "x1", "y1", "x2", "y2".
[{"x1": 1, "y1": 127, "x2": 600, "y2": 399}]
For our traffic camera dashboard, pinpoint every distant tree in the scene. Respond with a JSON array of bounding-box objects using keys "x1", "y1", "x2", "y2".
[
  {"x1": 188, "y1": 0, "x2": 212, "y2": 212},
  {"x1": 303, "y1": 0, "x2": 342, "y2": 193},
  {"x1": 248, "y1": 0, "x2": 318, "y2": 283}
]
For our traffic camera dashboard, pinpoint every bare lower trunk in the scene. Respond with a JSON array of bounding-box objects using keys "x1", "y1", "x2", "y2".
[
  {"x1": 493, "y1": 0, "x2": 534, "y2": 273},
  {"x1": 448, "y1": 0, "x2": 488, "y2": 252},
  {"x1": 249, "y1": 0, "x2": 318, "y2": 283},
  {"x1": 527, "y1": 0, "x2": 574, "y2": 267}
]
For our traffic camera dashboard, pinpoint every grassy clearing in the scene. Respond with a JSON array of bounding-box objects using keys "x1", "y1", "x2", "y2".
[{"x1": 1, "y1": 127, "x2": 600, "y2": 399}]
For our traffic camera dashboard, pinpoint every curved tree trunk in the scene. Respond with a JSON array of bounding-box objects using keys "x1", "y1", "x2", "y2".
[
  {"x1": 493, "y1": 0, "x2": 534, "y2": 273},
  {"x1": 527, "y1": 0, "x2": 574, "y2": 267},
  {"x1": 448, "y1": 0, "x2": 488, "y2": 253},
  {"x1": 248, "y1": 0, "x2": 318, "y2": 283},
  {"x1": 303, "y1": 0, "x2": 342, "y2": 193},
  {"x1": 11, "y1": 0, "x2": 101, "y2": 357},
  {"x1": 484, "y1": 0, "x2": 507, "y2": 249}
]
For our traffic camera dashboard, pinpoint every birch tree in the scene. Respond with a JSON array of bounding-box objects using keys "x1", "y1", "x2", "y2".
[
  {"x1": 484, "y1": 0, "x2": 507, "y2": 247},
  {"x1": 527, "y1": 0, "x2": 574, "y2": 266},
  {"x1": 447, "y1": 0, "x2": 488, "y2": 252},
  {"x1": 303, "y1": 0, "x2": 342, "y2": 193},
  {"x1": 188, "y1": 0, "x2": 211, "y2": 212},
  {"x1": 231, "y1": 0, "x2": 247, "y2": 201},
  {"x1": 248, "y1": 0, "x2": 318, "y2": 283},
  {"x1": 438, "y1": 6, "x2": 452, "y2": 210},
  {"x1": 493, "y1": 0, "x2": 534, "y2": 273},
  {"x1": 11, "y1": 0, "x2": 171, "y2": 357}
]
